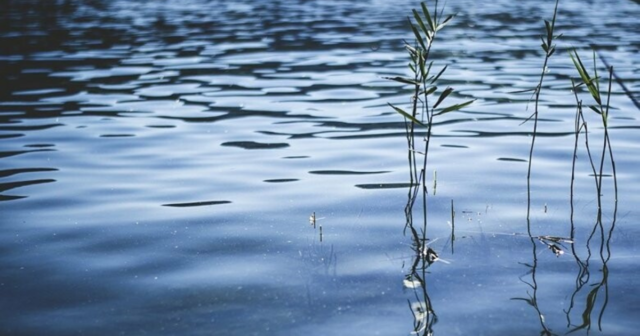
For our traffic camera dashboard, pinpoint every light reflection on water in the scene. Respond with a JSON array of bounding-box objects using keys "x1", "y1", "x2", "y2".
[{"x1": 1, "y1": 0, "x2": 639, "y2": 334}]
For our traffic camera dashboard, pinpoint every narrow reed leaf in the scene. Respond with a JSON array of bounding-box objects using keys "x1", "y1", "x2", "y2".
[
  {"x1": 544, "y1": 20, "x2": 553, "y2": 44},
  {"x1": 408, "y1": 20, "x2": 427, "y2": 51},
  {"x1": 592, "y1": 50, "x2": 600, "y2": 94},
  {"x1": 551, "y1": 0, "x2": 559, "y2": 30},
  {"x1": 419, "y1": 50, "x2": 427, "y2": 78},
  {"x1": 605, "y1": 66, "x2": 613, "y2": 117},
  {"x1": 405, "y1": 44, "x2": 418, "y2": 54},
  {"x1": 510, "y1": 88, "x2": 537, "y2": 94},
  {"x1": 589, "y1": 105, "x2": 602, "y2": 115},
  {"x1": 434, "y1": 99, "x2": 475, "y2": 116},
  {"x1": 420, "y1": 2, "x2": 436, "y2": 32},
  {"x1": 570, "y1": 50, "x2": 590, "y2": 82},
  {"x1": 433, "y1": 87, "x2": 454, "y2": 109},
  {"x1": 421, "y1": 86, "x2": 437, "y2": 96},
  {"x1": 384, "y1": 76, "x2": 420, "y2": 85},
  {"x1": 413, "y1": 9, "x2": 430, "y2": 39},
  {"x1": 408, "y1": 63, "x2": 416, "y2": 74},
  {"x1": 430, "y1": 65, "x2": 448, "y2": 84},
  {"x1": 548, "y1": 46, "x2": 556, "y2": 57},
  {"x1": 436, "y1": 14, "x2": 456, "y2": 31},
  {"x1": 570, "y1": 50, "x2": 600, "y2": 104},
  {"x1": 388, "y1": 103, "x2": 427, "y2": 127},
  {"x1": 425, "y1": 61, "x2": 434, "y2": 80}
]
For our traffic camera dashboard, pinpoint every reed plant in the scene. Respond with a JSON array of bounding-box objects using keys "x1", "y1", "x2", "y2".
[
  {"x1": 387, "y1": 0, "x2": 473, "y2": 250},
  {"x1": 523, "y1": 0, "x2": 561, "y2": 220},
  {"x1": 389, "y1": 3, "x2": 474, "y2": 334},
  {"x1": 565, "y1": 50, "x2": 618, "y2": 333},
  {"x1": 569, "y1": 50, "x2": 618, "y2": 210}
]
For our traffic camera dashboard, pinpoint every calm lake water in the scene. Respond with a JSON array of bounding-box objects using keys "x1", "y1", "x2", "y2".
[{"x1": 1, "y1": 0, "x2": 639, "y2": 335}]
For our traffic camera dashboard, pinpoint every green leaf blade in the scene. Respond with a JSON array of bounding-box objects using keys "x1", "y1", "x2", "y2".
[
  {"x1": 588, "y1": 105, "x2": 602, "y2": 115},
  {"x1": 436, "y1": 14, "x2": 456, "y2": 31},
  {"x1": 434, "y1": 99, "x2": 476, "y2": 116},
  {"x1": 433, "y1": 87, "x2": 454, "y2": 109},
  {"x1": 430, "y1": 65, "x2": 448, "y2": 84},
  {"x1": 408, "y1": 20, "x2": 427, "y2": 51},
  {"x1": 388, "y1": 103, "x2": 427, "y2": 127},
  {"x1": 384, "y1": 76, "x2": 420, "y2": 86},
  {"x1": 420, "y1": 2, "x2": 436, "y2": 32}
]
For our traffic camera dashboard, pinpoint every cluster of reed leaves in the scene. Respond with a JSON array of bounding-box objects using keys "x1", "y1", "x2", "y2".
[
  {"x1": 386, "y1": 0, "x2": 473, "y2": 250},
  {"x1": 387, "y1": 2, "x2": 474, "y2": 334}
]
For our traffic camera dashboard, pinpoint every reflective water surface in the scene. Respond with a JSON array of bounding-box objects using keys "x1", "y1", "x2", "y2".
[{"x1": 1, "y1": 0, "x2": 639, "y2": 335}]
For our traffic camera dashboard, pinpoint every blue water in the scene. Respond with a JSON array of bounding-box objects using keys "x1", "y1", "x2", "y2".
[{"x1": 1, "y1": 0, "x2": 639, "y2": 335}]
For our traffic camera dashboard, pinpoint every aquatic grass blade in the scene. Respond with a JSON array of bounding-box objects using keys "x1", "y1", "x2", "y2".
[
  {"x1": 420, "y1": 2, "x2": 436, "y2": 33},
  {"x1": 419, "y1": 51, "x2": 427, "y2": 78},
  {"x1": 570, "y1": 50, "x2": 601, "y2": 105},
  {"x1": 434, "y1": 99, "x2": 476, "y2": 116},
  {"x1": 544, "y1": 20, "x2": 553, "y2": 45},
  {"x1": 433, "y1": 87, "x2": 453, "y2": 109},
  {"x1": 413, "y1": 9, "x2": 430, "y2": 42},
  {"x1": 421, "y1": 86, "x2": 437, "y2": 96},
  {"x1": 540, "y1": 39, "x2": 548, "y2": 53},
  {"x1": 409, "y1": 19, "x2": 427, "y2": 51},
  {"x1": 510, "y1": 88, "x2": 537, "y2": 94},
  {"x1": 436, "y1": 14, "x2": 456, "y2": 31},
  {"x1": 388, "y1": 103, "x2": 427, "y2": 127},
  {"x1": 424, "y1": 61, "x2": 434, "y2": 80},
  {"x1": 384, "y1": 76, "x2": 420, "y2": 85},
  {"x1": 547, "y1": 46, "x2": 556, "y2": 57},
  {"x1": 430, "y1": 65, "x2": 448, "y2": 84},
  {"x1": 588, "y1": 105, "x2": 602, "y2": 115},
  {"x1": 592, "y1": 50, "x2": 600, "y2": 95}
]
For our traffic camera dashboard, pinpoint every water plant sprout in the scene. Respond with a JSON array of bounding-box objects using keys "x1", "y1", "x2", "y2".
[
  {"x1": 523, "y1": 0, "x2": 561, "y2": 219},
  {"x1": 388, "y1": 2, "x2": 474, "y2": 334},
  {"x1": 387, "y1": 0, "x2": 474, "y2": 250}
]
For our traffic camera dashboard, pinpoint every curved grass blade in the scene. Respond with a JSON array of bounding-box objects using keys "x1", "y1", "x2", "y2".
[
  {"x1": 420, "y1": 2, "x2": 436, "y2": 33},
  {"x1": 421, "y1": 86, "x2": 437, "y2": 96},
  {"x1": 510, "y1": 88, "x2": 537, "y2": 94},
  {"x1": 408, "y1": 19, "x2": 427, "y2": 51},
  {"x1": 388, "y1": 103, "x2": 427, "y2": 127},
  {"x1": 413, "y1": 9, "x2": 431, "y2": 43},
  {"x1": 570, "y1": 50, "x2": 601, "y2": 105},
  {"x1": 430, "y1": 65, "x2": 448, "y2": 84},
  {"x1": 384, "y1": 76, "x2": 420, "y2": 85},
  {"x1": 588, "y1": 105, "x2": 602, "y2": 115},
  {"x1": 433, "y1": 87, "x2": 454, "y2": 109},
  {"x1": 436, "y1": 14, "x2": 456, "y2": 31},
  {"x1": 434, "y1": 99, "x2": 476, "y2": 116}
]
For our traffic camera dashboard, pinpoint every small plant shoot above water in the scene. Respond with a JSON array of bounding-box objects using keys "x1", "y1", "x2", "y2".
[
  {"x1": 386, "y1": 1, "x2": 474, "y2": 249},
  {"x1": 387, "y1": 0, "x2": 475, "y2": 185}
]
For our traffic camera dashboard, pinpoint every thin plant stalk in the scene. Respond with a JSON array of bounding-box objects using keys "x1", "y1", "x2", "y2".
[{"x1": 526, "y1": 0, "x2": 560, "y2": 220}]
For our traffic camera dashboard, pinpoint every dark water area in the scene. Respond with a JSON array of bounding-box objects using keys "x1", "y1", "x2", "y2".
[{"x1": 1, "y1": 0, "x2": 639, "y2": 335}]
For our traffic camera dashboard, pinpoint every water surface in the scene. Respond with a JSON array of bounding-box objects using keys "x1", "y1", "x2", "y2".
[{"x1": 1, "y1": 0, "x2": 640, "y2": 335}]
